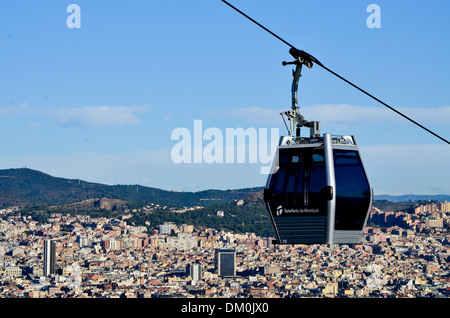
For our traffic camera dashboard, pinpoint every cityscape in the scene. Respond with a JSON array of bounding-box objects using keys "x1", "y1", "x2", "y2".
[
  {"x1": 0, "y1": 200, "x2": 449, "y2": 299},
  {"x1": 2, "y1": 4, "x2": 449, "y2": 316}
]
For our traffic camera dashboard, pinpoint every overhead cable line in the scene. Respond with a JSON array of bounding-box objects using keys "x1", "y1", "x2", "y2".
[{"x1": 221, "y1": 0, "x2": 450, "y2": 145}]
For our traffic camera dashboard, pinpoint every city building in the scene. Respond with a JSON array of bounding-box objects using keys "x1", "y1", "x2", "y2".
[
  {"x1": 43, "y1": 240, "x2": 56, "y2": 277},
  {"x1": 0, "y1": 201, "x2": 449, "y2": 298},
  {"x1": 186, "y1": 263, "x2": 203, "y2": 282},
  {"x1": 77, "y1": 235, "x2": 90, "y2": 248},
  {"x1": 159, "y1": 222, "x2": 175, "y2": 235},
  {"x1": 215, "y1": 248, "x2": 236, "y2": 277}
]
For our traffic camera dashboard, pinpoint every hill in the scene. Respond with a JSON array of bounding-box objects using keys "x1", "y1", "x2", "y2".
[
  {"x1": 1, "y1": 167, "x2": 448, "y2": 237},
  {"x1": 373, "y1": 194, "x2": 450, "y2": 203},
  {"x1": 0, "y1": 168, "x2": 262, "y2": 208},
  {"x1": 0, "y1": 168, "x2": 272, "y2": 236}
]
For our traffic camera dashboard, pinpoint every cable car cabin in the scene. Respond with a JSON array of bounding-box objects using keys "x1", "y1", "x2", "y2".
[{"x1": 264, "y1": 133, "x2": 372, "y2": 245}]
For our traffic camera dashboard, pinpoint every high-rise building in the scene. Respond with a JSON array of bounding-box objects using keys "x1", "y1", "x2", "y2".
[
  {"x1": 159, "y1": 222, "x2": 174, "y2": 235},
  {"x1": 181, "y1": 224, "x2": 194, "y2": 233},
  {"x1": 77, "y1": 235, "x2": 90, "y2": 248},
  {"x1": 186, "y1": 263, "x2": 203, "y2": 282},
  {"x1": 440, "y1": 201, "x2": 450, "y2": 212},
  {"x1": 215, "y1": 248, "x2": 236, "y2": 277},
  {"x1": 43, "y1": 240, "x2": 56, "y2": 277},
  {"x1": 101, "y1": 238, "x2": 122, "y2": 251}
]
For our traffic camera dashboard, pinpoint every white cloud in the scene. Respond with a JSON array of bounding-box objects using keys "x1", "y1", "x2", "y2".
[
  {"x1": 1, "y1": 103, "x2": 152, "y2": 129},
  {"x1": 305, "y1": 104, "x2": 450, "y2": 128},
  {"x1": 0, "y1": 103, "x2": 33, "y2": 116},
  {"x1": 48, "y1": 105, "x2": 150, "y2": 128},
  {"x1": 220, "y1": 104, "x2": 450, "y2": 128},
  {"x1": 303, "y1": 104, "x2": 393, "y2": 126}
]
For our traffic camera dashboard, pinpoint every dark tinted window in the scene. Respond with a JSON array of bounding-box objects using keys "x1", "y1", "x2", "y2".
[
  {"x1": 267, "y1": 148, "x2": 327, "y2": 216},
  {"x1": 333, "y1": 150, "x2": 371, "y2": 230},
  {"x1": 219, "y1": 253, "x2": 235, "y2": 277}
]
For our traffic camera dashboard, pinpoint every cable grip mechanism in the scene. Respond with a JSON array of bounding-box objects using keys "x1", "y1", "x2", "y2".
[{"x1": 281, "y1": 51, "x2": 320, "y2": 139}]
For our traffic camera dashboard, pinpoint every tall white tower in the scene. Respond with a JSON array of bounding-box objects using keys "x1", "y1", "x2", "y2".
[{"x1": 44, "y1": 240, "x2": 56, "y2": 277}]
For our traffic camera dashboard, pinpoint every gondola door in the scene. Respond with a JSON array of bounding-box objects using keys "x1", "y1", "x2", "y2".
[{"x1": 264, "y1": 135, "x2": 335, "y2": 244}]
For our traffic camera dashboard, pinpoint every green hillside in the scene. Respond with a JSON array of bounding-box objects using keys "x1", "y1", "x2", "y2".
[
  {"x1": 1, "y1": 167, "x2": 446, "y2": 238},
  {"x1": 0, "y1": 168, "x2": 262, "y2": 208}
]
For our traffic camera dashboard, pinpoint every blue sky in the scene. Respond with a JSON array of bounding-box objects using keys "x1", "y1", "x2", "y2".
[{"x1": 1, "y1": 0, "x2": 449, "y2": 195}]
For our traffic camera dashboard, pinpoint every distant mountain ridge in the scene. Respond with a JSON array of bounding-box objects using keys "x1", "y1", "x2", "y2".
[
  {"x1": 374, "y1": 194, "x2": 450, "y2": 203},
  {"x1": 0, "y1": 168, "x2": 262, "y2": 208}
]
